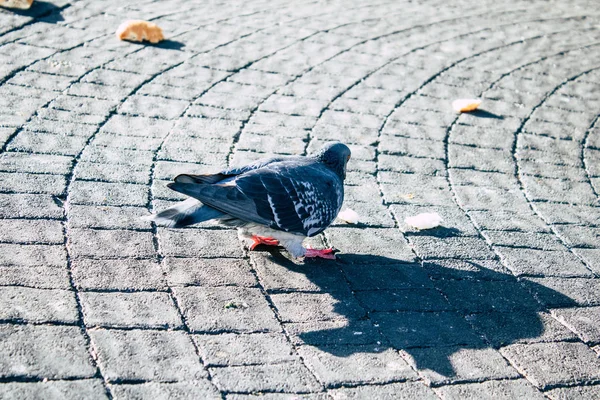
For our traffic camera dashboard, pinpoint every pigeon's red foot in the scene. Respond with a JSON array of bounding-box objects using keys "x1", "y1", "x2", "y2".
[
  {"x1": 249, "y1": 235, "x2": 280, "y2": 250},
  {"x1": 305, "y1": 247, "x2": 336, "y2": 260}
]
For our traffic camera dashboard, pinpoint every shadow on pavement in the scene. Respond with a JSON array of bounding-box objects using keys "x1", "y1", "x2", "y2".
[
  {"x1": 2, "y1": 1, "x2": 64, "y2": 23},
  {"x1": 468, "y1": 109, "x2": 504, "y2": 119},
  {"x1": 257, "y1": 248, "x2": 575, "y2": 378}
]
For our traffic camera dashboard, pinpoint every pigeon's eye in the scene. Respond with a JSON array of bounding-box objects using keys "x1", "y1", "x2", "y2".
[{"x1": 346, "y1": 155, "x2": 351, "y2": 161}]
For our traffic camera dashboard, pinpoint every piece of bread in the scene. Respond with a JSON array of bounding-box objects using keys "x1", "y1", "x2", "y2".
[
  {"x1": 115, "y1": 20, "x2": 164, "y2": 44},
  {"x1": 1, "y1": 0, "x2": 33, "y2": 10}
]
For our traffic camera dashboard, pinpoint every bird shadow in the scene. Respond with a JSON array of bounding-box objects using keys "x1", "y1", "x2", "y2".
[
  {"x1": 252, "y1": 248, "x2": 576, "y2": 379},
  {"x1": 1, "y1": 1, "x2": 64, "y2": 23}
]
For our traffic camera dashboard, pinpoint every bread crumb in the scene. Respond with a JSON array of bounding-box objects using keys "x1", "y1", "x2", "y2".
[
  {"x1": 116, "y1": 20, "x2": 165, "y2": 44},
  {"x1": 404, "y1": 212, "x2": 443, "y2": 230},
  {"x1": 452, "y1": 98, "x2": 482, "y2": 113},
  {"x1": 337, "y1": 208, "x2": 359, "y2": 224},
  {"x1": 1, "y1": 0, "x2": 33, "y2": 10}
]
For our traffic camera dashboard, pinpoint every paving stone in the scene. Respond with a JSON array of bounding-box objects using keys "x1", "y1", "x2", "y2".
[
  {"x1": 71, "y1": 258, "x2": 166, "y2": 291},
  {"x1": 408, "y1": 236, "x2": 496, "y2": 260},
  {"x1": 68, "y1": 228, "x2": 154, "y2": 259},
  {"x1": 449, "y1": 169, "x2": 517, "y2": 190},
  {"x1": 7, "y1": 132, "x2": 89, "y2": 156},
  {"x1": 553, "y1": 225, "x2": 600, "y2": 248},
  {"x1": 435, "y1": 279, "x2": 539, "y2": 312},
  {"x1": 532, "y1": 202, "x2": 600, "y2": 225},
  {"x1": 286, "y1": 319, "x2": 383, "y2": 347},
  {"x1": 482, "y1": 231, "x2": 566, "y2": 251},
  {"x1": 329, "y1": 381, "x2": 438, "y2": 400},
  {"x1": 298, "y1": 345, "x2": 417, "y2": 387},
  {"x1": 454, "y1": 186, "x2": 530, "y2": 212},
  {"x1": 164, "y1": 257, "x2": 257, "y2": 287},
  {"x1": 0, "y1": 172, "x2": 66, "y2": 195},
  {"x1": 0, "y1": 324, "x2": 95, "y2": 379},
  {"x1": 521, "y1": 175, "x2": 598, "y2": 205},
  {"x1": 0, "y1": 152, "x2": 72, "y2": 175},
  {"x1": 467, "y1": 310, "x2": 577, "y2": 346},
  {"x1": 468, "y1": 210, "x2": 550, "y2": 233},
  {"x1": 90, "y1": 329, "x2": 206, "y2": 382},
  {"x1": 448, "y1": 145, "x2": 514, "y2": 173},
  {"x1": 252, "y1": 252, "x2": 348, "y2": 292},
  {"x1": 67, "y1": 205, "x2": 151, "y2": 230},
  {"x1": 572, "y1": 248, "x2": 600, "y2": 275},
  {"x1": 69, "y1": 181, "x2": 149, "y2": 206},
  {"x1": 0, "y1": 219, "x2": 64, "y2": 244},
  {"x1": 194, "y1": 333, "x2": 295, "y2": 366},
  {"x1": 327, "y1": 228, "x2": 416, "y2": 263},
  {"x1": 552, "y1": 306, "x2": 600, "y2": 344},
  {"x1": 0, "y1": 380, "x2": 108, "y2": 400},
  {"x1": 120, "y1": 95, "x2": 189, "y2": 120},
  {"x1": 434, "y1": 379, "x2": 546, "y2": 400},
  {"x1": 496, "y1": 248, "x2": 592, "y2": 277},
  {"x1": 80, "y1": 291, "x2": 182, "y2": 329},
  {"x1": 546, "y1": 385, "x2": 600, "y2": 400},
  {"x1": 173, "y1": 286, "x2": 280, "y2": 333},
  {"x1": 159, "y1": 228, "x2": 244, "y2": 258},
  {"x1": 111, "y1": 381, "x2": 220, "y2": 400},
  {"x1": 340, "y1": 262, "x2": 432, "y2": 291},
  {"x1": 500, "y1": 342, "x2": 600, "y2": 389},
  {"x1": 404, "y1": 346, "x2": 520, "y2": 385},
  {"x1": 356, "y1": 288, "x2": 452, "y2": 312},
  {"x1": 0, "y1": 286, "x2": 78, "y2": 323},
  {"x1": 227, "y1": 393, "x2": 331, "y2": 400},
  {"x1": 525, "y1": 277, "x2": 600, "y2": 307},
  {"x1": 372, "y1": 311, "x2": 483, "y2": 348},
  {"x1": 270, "y1": 289, "x2": 366, "y2": 323},
  {"x1": 210, "y1": 361, "x2": 321, "y2": 393},
  {"x1": 0, "y1": 243, "x2": 66, "y2": 267},
  {"x1": 422, "y1": 259, "x2": 513, "y2": 281}
]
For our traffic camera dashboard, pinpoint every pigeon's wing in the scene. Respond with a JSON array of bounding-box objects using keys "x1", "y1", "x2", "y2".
[
  {"x1": 237, "y1": 163, "x2": 344, "y2": 236},
  {"x1": 174, "y1": 156, "x2": 291, "y2": 185},
  {"x1": 169, "y1": 162, "x2": 343, "y2": 236}
]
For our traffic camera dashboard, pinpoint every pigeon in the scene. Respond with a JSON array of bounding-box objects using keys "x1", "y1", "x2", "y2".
[{"x1": 147, "y1": 142, "x2": 351, "y2": 259}]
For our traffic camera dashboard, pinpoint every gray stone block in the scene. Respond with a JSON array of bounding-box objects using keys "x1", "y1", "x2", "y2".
[
  {"x1": 496, "y1": 248, "x2": 592, "y2": 277},
  {"x1": 210, "y1": 362, "x2": 321, "y2": 393},
  {"x1": 0, "y1": 380, "x2": 108, "y2": 400},
  {"x1": 0, "y1": 219, "x2": 64, "y2": 244},
  {"x1": 68, "y1": 181, "x2": 149, "y2": 206},
  {"x1": 110, "y1": 381, "x2": 221, "y2": 400},
  {"x1": 67, "y1": 228, "x2": 154, "y2": 259},
  {"x1": 0, "y1": 324, "x2": 95, "y2": 379},
  {"x1": 71, "y1": 258, "x2": 166, "y2": 291},
  {"x1": 500, "y1": 342, "x2": 600, "y2": 389},
  {"x1": 270, "y1": 291, "x2": 365, "y2": 323},
  {"x1": 173, "y1": 286, "x2": 279, "y2": 333},
  {"x1": 434, "y1": 379, "x2": 546, "y2": 400},
  {"x1": 298, "y1": 345, "x2": 417, "y2": 387},
  {"x1": 159, "y1": 228, "x2": 243, "y2": 258},
  {"x1": 552, "y1": 306, "x2": 600, "y2": 344},
  {"x1": 194, "y1": 332, "x2": 295, "y2": 366},
  {"x1": 164, "y1": 257, "x2": 256, "y2": 287},
  {"x1": 90, "y1": 329, "x2": 206, "y2": 382},
  {"x1": 0, "y1": 243, "x2": 66, "y2": 267},
  {"x1": 81, "y1": 291, "x2": 182, "y2": 329},
  {"x1": 404, "y1": 346, "x2": 520, "y2": 385},
  {"x1": 372, "y1": 311, "x2": 483, "y2": 348},
  {"x1": 0, "y1": 287, "x2": 78, "y2": 323}
]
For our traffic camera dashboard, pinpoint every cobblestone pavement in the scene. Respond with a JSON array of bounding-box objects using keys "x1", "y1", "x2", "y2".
[{"x1": 1, "y1": 0, "x2": 600, "y2": 398}]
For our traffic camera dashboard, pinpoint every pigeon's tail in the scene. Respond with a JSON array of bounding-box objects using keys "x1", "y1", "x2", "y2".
[{"x1": 143, "y1": 198, "x2": 225, "y2": 228}]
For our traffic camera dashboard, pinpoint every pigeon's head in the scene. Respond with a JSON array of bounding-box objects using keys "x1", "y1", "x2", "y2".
[{"x1": 316, "y1": 142, "x2": 351, "y2": 180}]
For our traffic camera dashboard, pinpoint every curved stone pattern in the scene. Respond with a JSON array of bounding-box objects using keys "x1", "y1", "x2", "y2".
[{"x1": 1, "y1": 0, "x2": 600, "y2": 398}]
